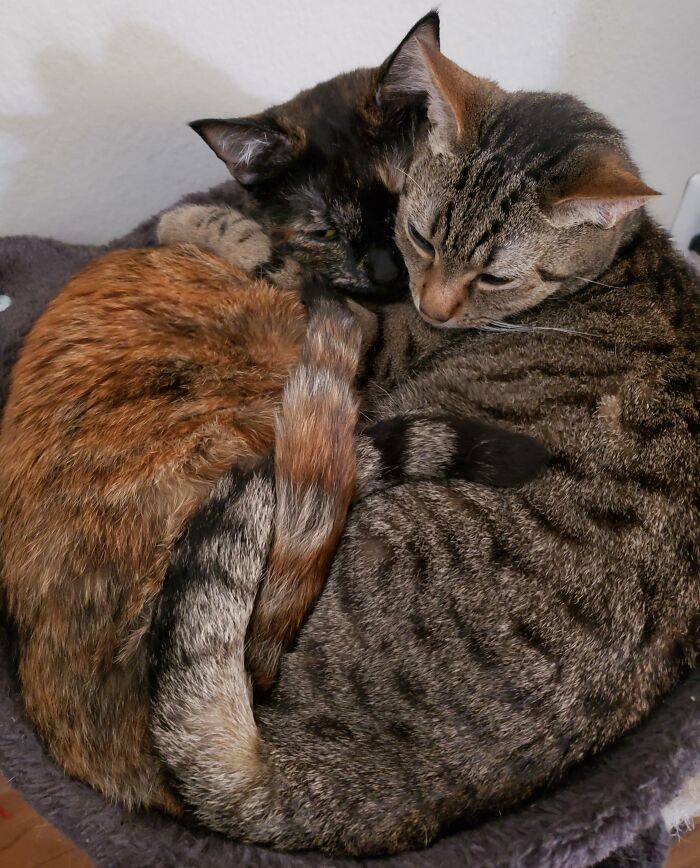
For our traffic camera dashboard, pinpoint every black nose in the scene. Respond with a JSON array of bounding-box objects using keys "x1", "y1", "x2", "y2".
[{"x1": 367, "y1": 245, "x2": 400, "y2": 285}]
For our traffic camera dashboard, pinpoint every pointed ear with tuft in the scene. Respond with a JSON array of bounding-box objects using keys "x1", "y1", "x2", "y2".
[
  {"x1": 189, "y1": 117, "x2": 298, "y2": 186},
  {"x1": 375, "y1": 11, "x2": 440, "y2": 112},
  {"x1": 376, "y1": 11, "x2": 491, "y2": 148},
  {"x1": 545, "y1": 153, "x2": 660, "y2": 230}
]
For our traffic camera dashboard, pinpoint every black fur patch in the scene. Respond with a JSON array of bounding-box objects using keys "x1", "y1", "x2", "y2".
[{"x1": 448, "y1": 417, "x2": 550, "y2": 487}]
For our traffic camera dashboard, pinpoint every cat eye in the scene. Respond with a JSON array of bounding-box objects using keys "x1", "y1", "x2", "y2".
[
  {"x1": 479, "y1": 273, "x2": 513, "y2": 287},
  {"x1": 312, "y1": 227, "x2": 337, "y2": 240},
  {"x1": 407, "y1": 221, "x2": 435, "y2": 258}
]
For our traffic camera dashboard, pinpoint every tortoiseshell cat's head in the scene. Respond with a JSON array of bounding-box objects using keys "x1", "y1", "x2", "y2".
[
  {"x1": 189, "y1": 13, "x2": 442, "y2": 301},
  {"x1": 388, "y1": 40, "x2": 659, "y2": 327}
]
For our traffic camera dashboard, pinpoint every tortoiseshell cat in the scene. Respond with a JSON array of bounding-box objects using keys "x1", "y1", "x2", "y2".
[
  {"x1": 0, "y1": 14, "x2": 544, "y2": 817},
  {"x1": 151, "y1": 31, "x2": 700, "y2": 856}
]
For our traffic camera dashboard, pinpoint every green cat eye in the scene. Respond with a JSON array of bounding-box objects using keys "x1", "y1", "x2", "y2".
[{"x1": 313, "y1": 227, "x2": 337, "y2": 240}]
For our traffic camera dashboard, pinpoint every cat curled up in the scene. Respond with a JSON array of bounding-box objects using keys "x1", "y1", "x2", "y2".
[
  {"x1": 0, "y1": 13, "x2": 545, "y2": 817},
  {"x1": 151, "y1": 30, "x2": 700, "y2": 857}
]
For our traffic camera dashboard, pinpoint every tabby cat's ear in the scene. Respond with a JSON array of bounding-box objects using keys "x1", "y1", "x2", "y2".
[
  {"x1": 545, "y1": 153, "x2": 660, "y2": 229},
  {"x1": 190, "y1": 118, "x2": 297, "y2": 186},
  {"x1": 376, "y1": 12, "x2": 491, "y2": 150}
]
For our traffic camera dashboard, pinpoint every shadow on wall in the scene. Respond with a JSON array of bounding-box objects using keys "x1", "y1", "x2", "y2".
[
  {"x1": 558, "y1": 0, "x2": 700, "y2": 228},
  {"x1": 0, "y1": 25, "x2": 263, "y2": 244}
]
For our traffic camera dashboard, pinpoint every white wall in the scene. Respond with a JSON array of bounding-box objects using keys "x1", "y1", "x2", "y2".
[{"x1": 1, "y1": 0, "x2": 698, "y2": 244}]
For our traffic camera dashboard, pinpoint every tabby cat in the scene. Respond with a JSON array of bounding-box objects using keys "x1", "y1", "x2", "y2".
[
  {"x1": 151, "y1": 29, "x2": 700, "y2": 856},
  {"x1": 0, "y1": 13, "x2": 543, "y2": 816}
]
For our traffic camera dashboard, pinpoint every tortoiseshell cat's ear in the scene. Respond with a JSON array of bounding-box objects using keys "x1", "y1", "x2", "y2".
[
  {"x1": 190, "y1": 117, "x2": 299, "y2": 186},
  {"x1": 376, "y1": 11, "x2": 495, "y2": 150},
  {"x1": 544, "y1": 152, "x2": 660, "y2": 229},
  {"x1": 375, "y1": 10, "x2": 440, "y2": 110}
]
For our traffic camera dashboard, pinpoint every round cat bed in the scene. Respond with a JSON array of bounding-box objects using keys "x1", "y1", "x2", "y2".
[{"x1": 1, "y1": 182, "x2": 698, "y2": 867}]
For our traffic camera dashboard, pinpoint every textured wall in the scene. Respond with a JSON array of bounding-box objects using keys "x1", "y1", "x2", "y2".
[{"x1": 1, "y1": 0, "x2": 698, "y2": 243}]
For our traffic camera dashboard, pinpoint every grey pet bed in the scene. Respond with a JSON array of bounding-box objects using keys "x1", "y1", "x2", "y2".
[{"x1": 1, "y1": 181, "x2": 699, "y2": 867}]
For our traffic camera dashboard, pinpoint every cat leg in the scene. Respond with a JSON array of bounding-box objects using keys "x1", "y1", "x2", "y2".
[
  {"x1": 355, "y1": 412, "x2": 550, "y2": 499},
  {"x1": 157, "y1": 204, "x2": 272, "y2": 273}
]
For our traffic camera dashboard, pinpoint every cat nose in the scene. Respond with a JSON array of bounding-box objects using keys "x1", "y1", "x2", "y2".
[
  {"x1": 367, "y1": 245, "x2": 400, "y2": 285},
  {"x1": 418, "y1": 271, "x2": 467, "y2": 324},
  {"x1": 418, "y1": 293, "x2": 462, "y2": 324},
  {"x1": 419, "y1": 304, "x2": 446, "y2": 324}
]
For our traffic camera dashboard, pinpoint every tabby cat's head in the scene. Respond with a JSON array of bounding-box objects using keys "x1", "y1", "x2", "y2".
[
  {"x1": 189, "y1": 13, "x2": 443, "y2": 302},
  {"x1": 389, "y1": 41, "x2": 659, "y2": 327}
]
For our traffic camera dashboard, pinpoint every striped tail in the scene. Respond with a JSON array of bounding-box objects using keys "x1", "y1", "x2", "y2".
[
  {"x1": 150, "y1": 463, "x2": 277, "y2": 835},
  {"x1": 245, "y1": 294, "x2": 363, "y2": 689}
]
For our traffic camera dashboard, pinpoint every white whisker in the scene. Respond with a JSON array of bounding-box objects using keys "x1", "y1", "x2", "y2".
[
  {"x1": 391, "y1": 165, "x2": 428, "y2": 197},
  {"x1": 572, "y1": 275, "x2": 635, "y2": 290},
  {"x1": 486, "y1": 320, "x2": 598, "y2": 338}
]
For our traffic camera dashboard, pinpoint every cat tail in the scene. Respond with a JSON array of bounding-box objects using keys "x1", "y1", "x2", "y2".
[
  {"x1": 149, "y1": 461, "x2": 274, "y2": 835},
  {"x1": 246, "y1": 290, "x2": 363, "y2": 688}
]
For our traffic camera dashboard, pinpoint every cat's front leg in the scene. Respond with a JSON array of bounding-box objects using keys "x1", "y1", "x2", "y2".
[
  {"x1": 157, "y1": 204, "x2": 272, "y2": 274},
  {"x1": 354, "y1": 413, "x2": 550, "y2": 499}
]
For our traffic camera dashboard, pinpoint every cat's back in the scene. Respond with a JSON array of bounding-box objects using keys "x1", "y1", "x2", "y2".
[
  {"x1": 3, "y1": 244, "x2": 304, "y2": 440},
  {"x1": 2, "y1": 243, "x2": 306, "y2": 476}
]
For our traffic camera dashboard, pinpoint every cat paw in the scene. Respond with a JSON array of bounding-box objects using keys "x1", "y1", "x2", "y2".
[
  {"x1": 157, "y1": 204, "x2": 219, "y2": 245},
  {"x1": 157, "y1": 204, "x2": 272, "y2": 273}
]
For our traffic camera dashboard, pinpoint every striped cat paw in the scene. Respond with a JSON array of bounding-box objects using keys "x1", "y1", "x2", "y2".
[
  {"x1": 157, "y1": 204, "x2": 225, "y2": 244},
  {"x1": 157, "y1": 204, "x2": 271, "y2": 273}
]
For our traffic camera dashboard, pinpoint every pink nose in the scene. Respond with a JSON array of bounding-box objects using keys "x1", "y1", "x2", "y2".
[
  {"x1": 418, "y1": 305, "x2": 445, "y2": 325},
  {"x1": 418, "y1": 294, "x2": 461, "y2": 324}
]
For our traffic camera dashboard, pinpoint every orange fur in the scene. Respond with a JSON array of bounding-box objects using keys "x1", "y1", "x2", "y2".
[
  {"x1": 0, "y1": 243, "x2": 309, "y2": 810},
  {"x1": 246, "y1": 309, "x2": 362, "y2": 688}
]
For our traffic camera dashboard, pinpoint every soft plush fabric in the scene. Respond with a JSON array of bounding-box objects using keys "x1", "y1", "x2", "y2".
[
  {"x1": 1, "y1": 182, "x2": 698, "y2": 867},
  {"x1": 663, "y1": 771, "x2": 700, "y2": 833}
]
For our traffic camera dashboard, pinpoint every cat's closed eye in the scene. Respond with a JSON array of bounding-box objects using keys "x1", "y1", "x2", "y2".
[
  {"x1": 478, "y1": 274, "x2": 514, "y2": 287},
  {"x1": 407, "y1": 221, "x2": 435, "y2": 258}
]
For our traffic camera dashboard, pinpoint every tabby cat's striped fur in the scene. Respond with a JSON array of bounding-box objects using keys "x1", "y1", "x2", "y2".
[{"x1": 151, "y1": 28, "x2": 700, "y2": 857}]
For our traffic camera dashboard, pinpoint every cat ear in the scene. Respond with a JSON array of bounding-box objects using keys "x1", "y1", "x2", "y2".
[
  {"x1": 376, "y1": 11, "x2": 489, "y2": 147},
  {"x1": 189, "y1": 117, "x2": 297, "y2": 186},
  {"x1": 545, "y1": 153, "x2": 660, "y2": 230},
  {"x1": 375, "y1": 11, "x2": 440, "y2": 109}
]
